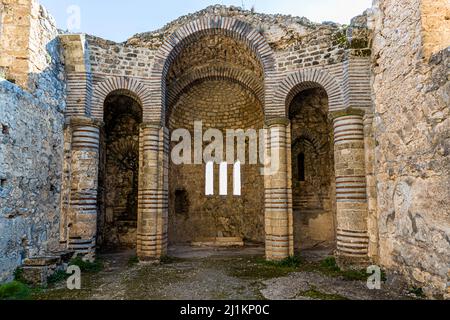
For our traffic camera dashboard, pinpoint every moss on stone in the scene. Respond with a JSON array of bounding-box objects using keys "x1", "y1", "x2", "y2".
[{"x1": 298, "y1": 286, "x2": 348, "y2": 300}]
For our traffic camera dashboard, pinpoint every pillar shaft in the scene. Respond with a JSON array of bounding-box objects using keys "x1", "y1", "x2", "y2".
[
  {"x1": 332, "y1": 110, "x2": 369, "y2": 260},
  {"x1": 137, "y1": 123, "x2": 169, "y2": 261},
  {"x1": 67, "y1": 116, "x2": 102, "y2": 258},
  {"x1": 264, "y1": 118, "x2": 294, "y2": 261}
]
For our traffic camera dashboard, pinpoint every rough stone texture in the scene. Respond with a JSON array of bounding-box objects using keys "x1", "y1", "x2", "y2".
[
  {"x1": 371, "y1": 0, "x2": 450, "y2": 297},
  {"x1": 168, "y1": 80, "x2": 265, "y2": 244},
  {"x1": 1, "y1": 0, "x2": 448, "y2": 299},
  {"x1": 0, "y1": 0, "x2": 66, "y2": 283},
  {"x1": 0, "y1": 80, "x2": 65, "y2": 282}
]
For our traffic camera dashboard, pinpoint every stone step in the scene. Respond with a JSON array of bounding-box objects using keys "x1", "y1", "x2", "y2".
[
  {"x1": 20, "y1": 250, "x2": 75, "y2": 286},
  {"x1": 191, "y1": 237, "x2": 245, "y2": 247}
]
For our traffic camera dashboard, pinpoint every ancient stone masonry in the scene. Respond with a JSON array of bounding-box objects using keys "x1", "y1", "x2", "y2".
[
  {"x1": 370, "y1": 0, "x2": 450, "y2": 298},
  {"x1": 0, "y1": 0, "x2": 66, "y2": 282},
  {"x1": 0, "y1": 0, "x2": 448, "y2": 299}
]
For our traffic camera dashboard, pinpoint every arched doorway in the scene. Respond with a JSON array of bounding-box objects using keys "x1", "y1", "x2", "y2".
[
  {"x1": 166, "y1": 33, "x2": 266, "y2": 246},
  {"x1": 288, "y1": 87, "x2": 336, "y2": 252},
  {"x1": 97, "y1": 92, "x2": 143, "y2": 250}
]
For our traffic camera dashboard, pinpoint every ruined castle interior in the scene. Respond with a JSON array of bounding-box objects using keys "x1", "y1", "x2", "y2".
[{"x1": 0, "y1": 0, "x2": 449, "y2": 298}]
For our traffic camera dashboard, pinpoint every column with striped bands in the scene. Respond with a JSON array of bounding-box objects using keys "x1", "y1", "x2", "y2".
[
  {"x1": 332, "y1": 109, "x2": 369, "y2": 259},
  {"x1": 67, "y1": 116, "x2": 102, "y2": 259},
  {"x1": 264, "y1": 118, "x2": 294, "y2": 261},
  {"x1": 137, "y1": 123, "x2": 169, "y2": 261}
]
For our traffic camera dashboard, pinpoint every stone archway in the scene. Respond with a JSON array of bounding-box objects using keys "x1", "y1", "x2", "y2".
[
  {"x1": 136, "y1": 16, "x2": 294, "y2": 262},
  {"x1": 97, "y1": 91, "x2": 143, "y2": 250},
  {"x1": 288, "y1": 87, "x2": 336, "y2": 252},
  {"x1": 276, "y1": 69, "x2": 370, "y2": 262}
]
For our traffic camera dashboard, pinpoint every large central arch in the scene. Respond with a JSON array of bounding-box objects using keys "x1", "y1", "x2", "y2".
[
  {"x1": 145, "y1": 16, "x2": 276, "y2": 124},
  {"x1": 136, "y1": 16, "x2": 286, "y2": 261}
]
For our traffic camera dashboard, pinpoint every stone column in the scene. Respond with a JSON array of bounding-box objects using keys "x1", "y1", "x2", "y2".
[
  {"x1": 264, "y1": 118, "x2": 294, "y2": 261},
  {"x1": 331, "y1": 109, "x2": 369, "y2": 264},
  {"x1": 137, "y1": 123, "x2": 169, "y2": 261},
  {"x1": 67, "y1": 116, "x2": 102, "y2": 259}
]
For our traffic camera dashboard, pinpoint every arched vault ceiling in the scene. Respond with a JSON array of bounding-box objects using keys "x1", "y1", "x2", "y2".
[
  {"x1": 166, "y1": 34, "x2": 264, "y2": 108},
  {"x1": 167, "y1": 64, "x2": 264, "y2": 109}
]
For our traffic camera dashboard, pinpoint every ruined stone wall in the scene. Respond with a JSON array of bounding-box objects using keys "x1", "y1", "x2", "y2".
[
  {"x1": 87, "y1": 36, "x2": 155, "y2": 78},
  {"x1": 0, "y1": 0, "x2": 59, "y2": 89},
  {"x1": 0, "y1": 0, "x2": 65, "y2": 283},
  {"x1": 289, "y1": 88, "x2": 335, "y2": 249},
  {"x1": 168, "y1": 80, "x2": 265, "y2": 244},
  {"x1": 371, "y1": 0, "x2": 450, "y2": 297}
]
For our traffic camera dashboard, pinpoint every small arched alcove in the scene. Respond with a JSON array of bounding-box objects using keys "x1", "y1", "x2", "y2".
[
  {"x1": 288, "y1": 86, "x2": 336, "y2": 252},
  {"x1": 97, "y1": 90, "x2": 143, "y2": 250}
]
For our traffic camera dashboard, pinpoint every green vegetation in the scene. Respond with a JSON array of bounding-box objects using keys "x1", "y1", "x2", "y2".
[
  {"x1": 69, "y1": 257, "x2": 103, "y2": 273},
  {"x1": 0, "y1": 281, "x2": 32, "y2": 300},
  {"x1": 333, "y1": 26, "x2": 349, "y2": 47},
  {"x1": 47, "y1": 270, "x2": 69, "y2": 285},
  {"x1": 298, "y1": 286, "x2": 348, "y2": 300},
  {"x1": 13, "y1": 267, "x2": 27, "y2": 284},
  {"x1": 261, "y1": 255, "x2": 302, "y2": 269},
  {"x1": 253, "y1": 255, "x2": 386, "y2": 283},
  {"x1": 127, "y1": 255, "x2": 140, "y2": 267},
  {"x1": 408, "y1": 287, "x2": 425, "y2": 298}
]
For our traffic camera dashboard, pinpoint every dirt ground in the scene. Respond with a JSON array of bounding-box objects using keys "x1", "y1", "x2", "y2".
[{"x1": 34, "y1": 246, "x2": 415, "y2": 300}]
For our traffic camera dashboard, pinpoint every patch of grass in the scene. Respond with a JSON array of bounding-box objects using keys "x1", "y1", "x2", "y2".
[
  {"x1": 47, "y1": 270, "x2": 69, "y2": 285},
  {"x1": 298, "y1": 257, "x2": 374, "y2": 282},
  {"x1": 230, "y1": 256, "x2": 301, "y2": 280},
  {"x1": 127, "y1": 256, "x2": 140, "y2": 267},
  {"x1": 298, "y1": 286, "x2": 348, "y2": 300},
  {"x1": 262, "y1": 256, "x2": 302, "y2": 269},
  {"x1": 0, "y1": 281, "x2": 32, "y2": 300},
  {"x1": 69, "y1": 257, "x2": 103, "y2": 273}
]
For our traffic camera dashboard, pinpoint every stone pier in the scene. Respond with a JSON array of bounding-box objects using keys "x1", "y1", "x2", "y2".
[
  {"x1": 264, "y1": 118, "x2": 294, "y2": 261},
  {"x1": 331, "y1": 109, "x2": 369, "y2": 265}
]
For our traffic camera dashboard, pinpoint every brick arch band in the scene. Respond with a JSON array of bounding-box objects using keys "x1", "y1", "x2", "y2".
[
  {"x1": 91, "y1": 76, "x2": 152, "y2": 120},
  {"x1": 148, "y1": 15, "x2": 277, "y2": 125},
  {"x1": 167, "y1": 65, "x2": 265, "y2": 110},
  {"x1": 272, "y1": 69, "x2": 346, "y2": 117}
]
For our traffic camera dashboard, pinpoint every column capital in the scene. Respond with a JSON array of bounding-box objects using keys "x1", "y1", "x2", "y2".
[
  {"x1": 140, "y1": 121, "x2": 165, "y2": 130},
  {"x1": 66, "y1": 116, "x2": 104, "y2": 128},
  {"x1": 265, "y1": 117, "x2": 290, "y2": 127},
  {"x1": 329, "y1": 107, "x2": 366, "y2": 121}
]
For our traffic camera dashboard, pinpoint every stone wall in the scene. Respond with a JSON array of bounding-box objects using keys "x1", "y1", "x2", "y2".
[
  {"x1": 0, "y1": 0, "x2": 59, "y2": 89},
  {"x1": 168, "y1": 79, "x2": 265, "y2": 244},
  {"x1": 0, "y1": 0, "x2": 65, "y2": 283},
  {"x1": 371, "y1": 0, "x2": 450, "y2": 297}
]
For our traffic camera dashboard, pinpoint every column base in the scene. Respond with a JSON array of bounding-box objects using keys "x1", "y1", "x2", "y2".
[
  {"x1": 335, "y1": 252, "x2": 372, "y2": 271},
  {"x1": 138, "y1": 257, "x2": 161, "y2": 265}
]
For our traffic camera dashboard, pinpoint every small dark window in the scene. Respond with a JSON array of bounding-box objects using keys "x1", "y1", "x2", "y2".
[
  {"x1": 175, "y1": 189, "x2": 189, "y2": 215},
  {"x1": 297, "y1": 153, "x2": 305, "y2": 181}
]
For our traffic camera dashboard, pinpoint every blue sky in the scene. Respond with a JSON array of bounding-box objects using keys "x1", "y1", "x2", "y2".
[{"x1": 40, "y1": 0, "x2": 373, "y2": 42}]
